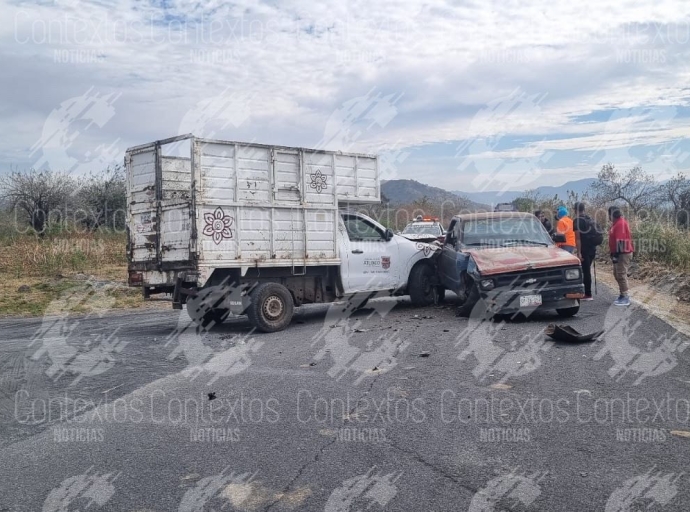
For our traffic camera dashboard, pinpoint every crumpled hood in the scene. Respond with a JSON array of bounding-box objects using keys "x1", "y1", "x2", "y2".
[
  {"x1": 466, "y1": 246, "x2": 580, "y2": 276},
  {"x1": 400, "y1": 233, "x2": 439, "y2": 241}
]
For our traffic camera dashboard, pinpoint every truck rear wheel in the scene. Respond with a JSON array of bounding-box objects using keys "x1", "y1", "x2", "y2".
[
  {"x1": 409, "y1": 263, "x2": 435, "y2": 306},
  {"x1": 247, "y1": 282, "x2": 294, "y2": 333}
]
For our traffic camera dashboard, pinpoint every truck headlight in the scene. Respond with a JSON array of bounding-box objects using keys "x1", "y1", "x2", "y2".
[
  {"x1": 565, "y1": 268, "x2": 581, "y2": 280},
  {"x1": 480, "y1": 279, "x2": 495, "y2": 290}
]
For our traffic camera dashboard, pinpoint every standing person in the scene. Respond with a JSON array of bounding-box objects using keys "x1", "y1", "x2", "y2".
[
  {"x1": 534, "y1": 210, "x2": 554, "y2": 237},
  {"x1": 573, "y1": 201, "x2": 603, "y2": 301},
  {"x1": 608, "y1": 206, "x2": 634, "y2": 306},
  {"x1": 555, "y1": 206, "x2": 576, "y2": 253}
]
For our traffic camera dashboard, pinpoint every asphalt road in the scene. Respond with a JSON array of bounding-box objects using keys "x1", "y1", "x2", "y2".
[{"x1": 1, "y1": 283, "x2": 690, "y2": 511}]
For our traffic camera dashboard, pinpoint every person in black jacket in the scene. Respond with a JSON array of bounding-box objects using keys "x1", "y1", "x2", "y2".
[
  {"x1": 534, "y1": 210, "x2": 554, "y2": 236},
  {"x1": 573, "y1": 201, "x2": 599, "y2": 301}
]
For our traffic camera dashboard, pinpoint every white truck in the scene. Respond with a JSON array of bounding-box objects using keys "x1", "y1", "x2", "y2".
[{"x1": 126, "y1": 134, "x2": 440, "y2": 332}]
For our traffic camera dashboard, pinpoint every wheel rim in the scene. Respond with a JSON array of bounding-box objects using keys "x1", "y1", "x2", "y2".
[{"x1": 263, "y1": 295, "x2": 284, "y2": 320}]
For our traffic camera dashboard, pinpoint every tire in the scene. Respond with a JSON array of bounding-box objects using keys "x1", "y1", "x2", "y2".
[
  {"x1": 456, "y1": 283, "x2": 486, "y2": 318},
  {"x1": 409, "y1": 263, "x2": 435, "y2": 306},
  {"x1": 556, "y1": 304, "x2": 580, "y2": 318},
  {"x1": 247, "y1": 282, "x2": 294, "y2": 333}
]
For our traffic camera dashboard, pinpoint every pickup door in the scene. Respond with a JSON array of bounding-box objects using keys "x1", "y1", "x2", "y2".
[
  {"x1": 438, "y1": 218, "x2": 468, "y2": 294},
  {"x1": 340, "y1": 214, "x2": 400, "y2": 292}
]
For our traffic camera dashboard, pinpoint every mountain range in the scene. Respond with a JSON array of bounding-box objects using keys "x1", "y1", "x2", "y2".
[
  {"x1": 381, "y1": 178, "x2": 597, "y2": 211},
  {"x1": 452, "y1": 178, "x2": 596, "y2": 205},
  {"x1": 381, "y1": 180, "x2": 488, "y2": 211}
]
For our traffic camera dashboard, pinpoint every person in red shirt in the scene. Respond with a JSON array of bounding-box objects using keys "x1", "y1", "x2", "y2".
[{"x1": 608, "y1": 206, "x2": 634, "y2": 306}]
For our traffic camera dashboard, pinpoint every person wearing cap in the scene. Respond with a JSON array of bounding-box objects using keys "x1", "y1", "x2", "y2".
[{"x1": 555, "y1": 206, "x2": 576, "y2": 253}]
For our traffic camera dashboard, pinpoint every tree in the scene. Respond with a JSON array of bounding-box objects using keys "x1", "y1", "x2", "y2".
[
  {"x1": 662, "y1": 172, "x2": 689, "y2": 214},
  {"x1": 0, "y1": 169, "x2": 75, "y2": 234},
  {"x1": 75, "y1": 166, "x2": 127, "y2": 230},
  {"x1": 591, "y1": 164, "x2": 661, "y2": 215},
  {"x1": 678, "y1": 188, "x2": 690, "y2": 229}
]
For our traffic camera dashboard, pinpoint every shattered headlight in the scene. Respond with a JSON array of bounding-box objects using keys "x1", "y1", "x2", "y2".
[
  {"x1": 565, "y1": 268, "x2": 581, "y2": 280},
  {"x1": 479, "y1": 279, "x2": 495, "y2": 290}
]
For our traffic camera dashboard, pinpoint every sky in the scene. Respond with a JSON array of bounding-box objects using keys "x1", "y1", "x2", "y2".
[{"x1": 2, "y1": 0, "x2": 690, "y2": 193}]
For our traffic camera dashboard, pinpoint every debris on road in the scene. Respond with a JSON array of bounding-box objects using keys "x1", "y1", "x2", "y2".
[
  {"x1": 671, "y1": 430, "x2": 690, "y2": 439},
  {"x1": 418, "y1": 352, "x2": 431, "y2": 358},
  {"x1": 545, "y1": 324, "x2": 604, "y2": 343},
  {"x1": 207, "y1": 392, "x2": 216, "y2": 401}
]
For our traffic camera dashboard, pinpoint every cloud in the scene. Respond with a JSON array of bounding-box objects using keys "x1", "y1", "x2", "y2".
[{"x1": 1, "y1": 0, "x2": 690, "y2": 191}]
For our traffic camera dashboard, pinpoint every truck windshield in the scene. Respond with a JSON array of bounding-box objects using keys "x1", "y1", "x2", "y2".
[
  {"x1": 402, "y1": 224, "x2": 440, "y2": 235},
  {"x1": 462, "y1": 217, "x2": 552, "y2": 247}
]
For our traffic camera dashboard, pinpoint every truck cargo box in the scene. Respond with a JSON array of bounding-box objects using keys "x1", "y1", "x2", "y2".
[{"x1": 126, "y1": 134, "x2": 380, "y2": 286}]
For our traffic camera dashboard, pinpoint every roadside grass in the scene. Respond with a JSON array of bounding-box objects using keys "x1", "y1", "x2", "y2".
[
  {"x1": 0, "y1": 229, "x2": 154, "y2": 317},
  {"x1": 632, "y1": 222, "x2": 690, "y2": 270}
]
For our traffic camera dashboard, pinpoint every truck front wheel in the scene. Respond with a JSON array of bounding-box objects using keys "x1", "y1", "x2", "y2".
[
  {"x1": 409, "y1": 263, "x2": 435, "y2": 306},
  {"x1": 247, "y1": 282, "x2": 294, "y2": 333}
]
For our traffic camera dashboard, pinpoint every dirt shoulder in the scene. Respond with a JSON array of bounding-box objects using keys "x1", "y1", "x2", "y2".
[
  {"x1": 595, "y1": 258, "x2": 690, "y2": 337},
  {"x1": 0, "y1": 265, "x2": 168, "y2": 317}
]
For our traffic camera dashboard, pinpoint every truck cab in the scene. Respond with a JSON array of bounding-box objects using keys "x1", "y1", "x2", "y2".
[
  {"x1": 438, "y1": 212, "x2": 584, "y2": 318},
  {"x1": 338, "y1": 211, "x2": 438, "y2": 295}
]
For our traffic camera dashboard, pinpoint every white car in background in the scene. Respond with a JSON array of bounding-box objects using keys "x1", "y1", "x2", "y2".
[{"x1": 399, "y1": 216, "x2": 446, "y2": 243}]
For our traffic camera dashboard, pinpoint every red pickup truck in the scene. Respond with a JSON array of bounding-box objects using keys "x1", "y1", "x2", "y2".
[{"x1": 437, "y1": 212, "x2": 585, "y2": 318}]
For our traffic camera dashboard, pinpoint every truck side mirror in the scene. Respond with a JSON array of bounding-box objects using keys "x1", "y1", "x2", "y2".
[{"x1": 384, "y1": 229, "x2": 394, "y2": 241}]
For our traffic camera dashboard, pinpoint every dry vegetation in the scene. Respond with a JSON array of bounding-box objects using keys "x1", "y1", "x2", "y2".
[{"x1": 0, "y1": 228, "x2": 146, "y2": 317}]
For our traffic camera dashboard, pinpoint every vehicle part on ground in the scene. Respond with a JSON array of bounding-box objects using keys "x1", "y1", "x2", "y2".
[{"x1": 545, "y1": 324, "x2": 604, "y2": 342}]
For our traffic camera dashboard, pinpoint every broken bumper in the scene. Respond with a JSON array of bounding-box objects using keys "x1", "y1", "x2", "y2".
[{"x1": 479, "y1": 283, "x2": 585, "y2": 314}]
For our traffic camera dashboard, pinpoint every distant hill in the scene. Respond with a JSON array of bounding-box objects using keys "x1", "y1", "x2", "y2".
[
  {"x1": 452, "y1": 178, "x2": 596, "y2": 206},
  {"x1": 382, "y1": 179, "x2": 488, "y2": 211}
]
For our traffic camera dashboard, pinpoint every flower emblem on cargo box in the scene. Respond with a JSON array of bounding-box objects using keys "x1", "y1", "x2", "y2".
[
  {"x1": 309, "y1": 169, "x2": 327, "y2": 193},
  {"x1": 203, "y1": 207, "x2": 234, "y2": 244}
]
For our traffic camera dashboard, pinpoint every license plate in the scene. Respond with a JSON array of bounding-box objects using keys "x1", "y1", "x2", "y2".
[{"x1": 520, "y1": 294, "x2": 542, "y2": 307}]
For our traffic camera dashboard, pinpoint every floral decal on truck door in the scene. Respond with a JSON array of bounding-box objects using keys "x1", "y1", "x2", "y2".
[{"x1": 203, "y1": 207, "x2": 234, "y2": 244}]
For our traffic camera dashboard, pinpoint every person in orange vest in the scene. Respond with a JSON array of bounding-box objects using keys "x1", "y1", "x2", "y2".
[{"x1": 555, "y1": 206, "x2": 576, "y2": 253}]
